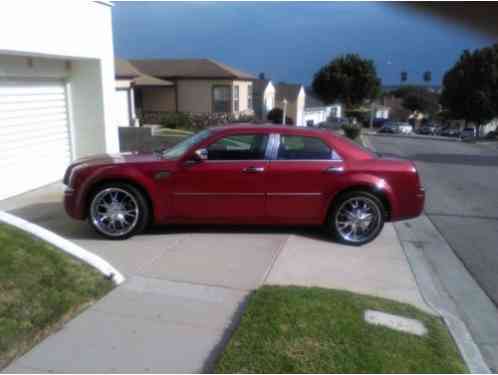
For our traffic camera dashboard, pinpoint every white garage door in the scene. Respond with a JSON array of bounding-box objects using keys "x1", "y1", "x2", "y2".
[{"x1": 0, "y1": 79, "x2": 72, "y2": 200}]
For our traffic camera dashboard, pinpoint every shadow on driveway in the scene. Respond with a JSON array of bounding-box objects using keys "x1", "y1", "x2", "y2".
[{"x1": 7, "y1": 200, "x2": 338, "y2": 244}]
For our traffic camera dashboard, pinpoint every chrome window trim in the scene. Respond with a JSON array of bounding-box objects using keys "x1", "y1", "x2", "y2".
[
  {"x1": 203, "y1": 159, "x2": 270, "y2": 163},
  {"x1": 173, "y1": 192, "x2": 264, "y2": 196},
  {"x1": 267, "y1": 192, "x2": 322, "y2": 196}
]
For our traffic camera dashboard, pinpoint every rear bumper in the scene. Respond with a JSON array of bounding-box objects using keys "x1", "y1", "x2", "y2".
[{"x1": 392, "y1": 188, "x2": 425, "y2": 221}]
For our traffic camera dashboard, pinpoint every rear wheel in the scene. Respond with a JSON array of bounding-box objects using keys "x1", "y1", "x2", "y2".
[
  {"x1": 88, "y1": 183, "x2": 149, "y2": 240},
  {"x1": 328, "y1": 191, "x2": 385, "y2": 246}
]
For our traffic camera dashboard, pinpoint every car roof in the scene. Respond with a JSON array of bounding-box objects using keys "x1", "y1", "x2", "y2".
[{"x1": 210, "y1": 123, "x2": 338, "y2": 137}]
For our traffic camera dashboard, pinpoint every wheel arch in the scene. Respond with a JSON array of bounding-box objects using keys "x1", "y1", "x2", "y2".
[
  {"x1": 327, "y1": 184, "x2": 392, "y2": 222},
  {"x1": 83, "y1": 178, "x2": 154, "y2": 222}
]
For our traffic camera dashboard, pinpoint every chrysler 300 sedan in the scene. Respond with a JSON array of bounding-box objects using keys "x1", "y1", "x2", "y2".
[{"x1": 64, "y1": 124, "x2": 425, "y2": 245}]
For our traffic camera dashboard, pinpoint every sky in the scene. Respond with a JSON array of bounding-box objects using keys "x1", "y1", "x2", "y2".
[{"x1": 112, "y1": 2, "x2": 496, "y2": 86}]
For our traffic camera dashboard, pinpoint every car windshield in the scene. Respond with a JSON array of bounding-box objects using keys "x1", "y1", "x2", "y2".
[{"x1": 162, "y1": 129, "x2": 212, "y2": 159}]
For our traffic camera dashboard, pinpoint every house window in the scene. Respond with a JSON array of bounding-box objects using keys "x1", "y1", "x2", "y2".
[
  {"x1": 233, "y1": 85, "x2": 240, "y2": 112},
  {"x1": 213, "y1": 85, "x2": 231, "y2": 113},
  {"x1": 248, "y1": 83, "x2": 253, "y2": 110}
]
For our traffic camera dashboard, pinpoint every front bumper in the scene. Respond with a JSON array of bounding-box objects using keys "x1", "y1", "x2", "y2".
[{"x1": 64, "y1": 186, "x2": 85, "y2": 220}]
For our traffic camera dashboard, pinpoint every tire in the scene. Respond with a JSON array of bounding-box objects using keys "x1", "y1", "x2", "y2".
[
  {"x1": 88, "y1": 183, "x2": 150, "y2": 240},
  {"x1": 327, "y1": 190, "x2": 386, "y2": 246}
]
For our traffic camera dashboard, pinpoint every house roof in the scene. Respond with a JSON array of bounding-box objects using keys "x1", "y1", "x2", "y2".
[
  {"x1": 128, "y1": 58, "x2": 256, "y2": 80},
  {"x1": 276, "y1": 83, "x2": 303, "y2": 102},
  {"x1": 253, "y1": 79, "x2": 271, "y2": 94},
  {"x1": 305, "y1": 91, "x2": 327, "y2": 108},
  {"x1": 115, "y1": 58, "x2": 173, "y2": 86},
  {"x1": 133, "y1": 74, "x2": 174, "y2": 87},
  {"x1": 115, "y1": 58, "x2": 141, "y2": 79}
]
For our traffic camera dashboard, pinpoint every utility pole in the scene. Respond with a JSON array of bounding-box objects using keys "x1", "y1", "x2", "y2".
[{"x1": 282, "y1": 99, "x2": 288, "y2": 125}]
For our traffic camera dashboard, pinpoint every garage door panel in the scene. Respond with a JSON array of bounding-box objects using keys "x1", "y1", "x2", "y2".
[
  {"x1": 0, "y1": 113, "x2": 68, "y2": 128},
  {"x1": 0, "y1": 79, "x2": 71, "y2": 200},
  {"x1": 0, "y1": 135, "x2": 70, "y2": 155}
]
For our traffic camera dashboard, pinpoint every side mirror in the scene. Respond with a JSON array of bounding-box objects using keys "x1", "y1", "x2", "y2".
[
  {"x1": 194, "y1": 148, "x2": 208, "y2": 161},
  {"x1": 186, "y1": 148, "x2": 208, "y2": 165}
]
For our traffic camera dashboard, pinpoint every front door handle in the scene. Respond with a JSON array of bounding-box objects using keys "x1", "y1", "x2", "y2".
[
  {"x1": 242, "y1": 166, "x2": 265, "y2": 173},
  {"x1": 324, "y1": 166, "x2": 345, "y2": 174}
]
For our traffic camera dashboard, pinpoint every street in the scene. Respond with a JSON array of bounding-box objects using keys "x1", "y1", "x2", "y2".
[{"x1": 368, "y1": 135, "x2": 498, "y2": 307}]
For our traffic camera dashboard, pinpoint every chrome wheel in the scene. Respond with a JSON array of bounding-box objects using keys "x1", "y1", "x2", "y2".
[
  {"x1": 334, "y1": 196, "x2": 382, "y2": 244},
  {"x1": 90, "y1": 188, "x2": 140, "y2": 237}
]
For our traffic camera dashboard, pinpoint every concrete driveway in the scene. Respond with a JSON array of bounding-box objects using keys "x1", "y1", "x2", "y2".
[{"x1": 1, "y1": 182, "x2": 430, "y2": 372}]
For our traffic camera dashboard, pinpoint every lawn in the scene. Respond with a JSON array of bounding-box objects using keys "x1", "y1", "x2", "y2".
[
  {"x1": 0, "y1": 223, "x2": 113, "y2": 369},
  {"x1": 215, "y1": 286, "x2": 466, "y2": 373}
]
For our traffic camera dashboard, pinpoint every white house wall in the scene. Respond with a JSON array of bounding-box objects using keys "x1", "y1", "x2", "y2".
[{"x1": 0, "y1": 1, "x2": 118, "y2": 157}]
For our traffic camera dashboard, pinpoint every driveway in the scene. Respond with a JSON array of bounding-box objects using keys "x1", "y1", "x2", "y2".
[{"x1": 1, "y1": 182, "x2": 430, "y2": 372}]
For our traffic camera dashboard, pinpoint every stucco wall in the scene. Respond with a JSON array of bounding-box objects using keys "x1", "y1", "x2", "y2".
[
  {"x1": 176, "y1": 79, "x2": 254, "y2": 114},
  {"x1": 141, "y1": 86, "x2": 176, "y2": 112}
]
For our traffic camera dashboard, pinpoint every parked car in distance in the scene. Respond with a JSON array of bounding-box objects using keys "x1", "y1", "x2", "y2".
[
  {"x1": 63, "y1": 124, "x2": 425, "y2": 245},
  {"x1": 417, "y1": 124, "x2": 436, "y2": 135},
  {"x1": 460, "y1": 127, "x2": 476, "y2": 139},
  {"x1": 440, "y1": 127, "x2": 460, "y2": 137},
  {"x1": 318, "y1": 117, "x2": 350, "y2": 131},
  {"x1": 485, "y1": 130, "x2": 497, "y2": 140},
  {"x1": 377, "y1": 122, "x2": 400, "y2": 134},
  {"x1": 397, "y1": 122, "x2": 413, "y2": 134}
]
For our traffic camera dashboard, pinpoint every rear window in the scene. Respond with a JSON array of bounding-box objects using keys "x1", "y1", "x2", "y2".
[{"x1": 278, "y1": 135, "x2": 334, "y2": 160}]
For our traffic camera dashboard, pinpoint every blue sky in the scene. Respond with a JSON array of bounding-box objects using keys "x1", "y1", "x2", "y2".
[{"x1": 112, "y1": 2, "x2": 495, "y2": 86}]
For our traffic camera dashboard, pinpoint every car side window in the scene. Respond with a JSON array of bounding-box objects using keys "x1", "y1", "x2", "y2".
[
  {"x1": 207, "y1": 134, "x2": 269, "y2": 160},
  {"x1": 277, "y1": 135, "x2": 334, "y2": 160}
]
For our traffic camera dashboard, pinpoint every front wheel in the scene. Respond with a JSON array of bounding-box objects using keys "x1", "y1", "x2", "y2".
[
  {"x1": 328, "y1": 191, "x2": 385, "y2": 246},
  {"x1": 88, "y1": 183, "x2": 149, "y2": 240}
]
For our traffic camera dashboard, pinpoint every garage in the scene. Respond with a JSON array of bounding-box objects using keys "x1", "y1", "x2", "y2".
[{"x1": 0, "y1": 79, "x2": 72, "y2": 200}]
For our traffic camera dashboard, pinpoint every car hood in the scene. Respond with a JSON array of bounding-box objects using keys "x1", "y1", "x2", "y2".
[{"x1": 71, "y1": 152, "x2": 162, "y2": 168}]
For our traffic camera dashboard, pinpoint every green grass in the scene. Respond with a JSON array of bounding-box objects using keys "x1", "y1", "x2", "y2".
[
  {"x1": 215, "y1": 286, "x2": 466, "y2": 373},
  {"x1": 156, "y1": 127, "x2": 194, "y2": 136},
  {"x1": 0, "y1": 224, "x2": 113, "y2": 369}
]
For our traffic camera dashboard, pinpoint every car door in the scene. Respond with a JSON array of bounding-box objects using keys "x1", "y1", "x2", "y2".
[
  {"x1": 171, "y1": 132, "x2": 270, "y2": 221},
  {"x1": 266, "y1": 133, "x2": 344, "y2": 222}
]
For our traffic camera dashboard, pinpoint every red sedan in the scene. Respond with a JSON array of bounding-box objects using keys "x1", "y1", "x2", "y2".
[{"x1": 64, "y1": 124, "x2": 424, "y2": 245}]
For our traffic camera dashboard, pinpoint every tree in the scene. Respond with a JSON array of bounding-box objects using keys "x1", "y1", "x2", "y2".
[
  {"x1": 312, "y1": 54, "x2": 381, "y2": 108},
  {"x1": 389, "y1": 86, "x2": 440, "y2": 116},
  {"x1": 402, "y1": 89, "x2": 439, "y2": 116},
  {"x1": 441, "y1": 44, "x2": 498, "y2": 135},
  {"x1": 401, "y1": 71, "x2": 408, "y2": 83},
  {"x1": 423, "y1": 71, "x2": 432, "y2": 83},
  {"x1": 267, "y1": 108, "x2": 293, "y2": 125}
]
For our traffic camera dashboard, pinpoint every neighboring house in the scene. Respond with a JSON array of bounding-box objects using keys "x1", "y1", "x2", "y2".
[
  {"x1": 0, "y1": 1, "x2": 117, "y2": 200},
  {"x1": 123, "y1": 59, "x2": 256, "y2": 118},
  {"x1": 275, "y1": 83, "x2": 306, "y2": 126},
  {"x1": 253, "y1": 77, "x2": 275, "y2": 121},
  {"x1": 114, "y1": 58, "x2": 173, "y2": 126},
  {"x1": 374, "y1": 105, "x2": 390, "y2": 119},
  {"x1": 303, "y1": 91, "x2": 342, "y2": 126}
]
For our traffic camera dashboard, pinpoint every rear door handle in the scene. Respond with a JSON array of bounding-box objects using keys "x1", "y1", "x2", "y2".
[{"x1": 242, "y1": 166, "x2": 265, "y2": 173}]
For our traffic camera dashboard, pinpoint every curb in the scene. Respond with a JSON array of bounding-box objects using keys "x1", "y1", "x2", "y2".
[
  {"x1": 0, "y1": 210, "x2": 125, "y2": 285},
  {"x1": 366, "y1": 132, "x2": 461, "y2": 143},
  {"x1": 362, "y1": 134, "x2": 491, "y2": 374}
]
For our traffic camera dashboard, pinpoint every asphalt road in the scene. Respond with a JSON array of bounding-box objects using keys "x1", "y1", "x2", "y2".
[{"x1": 368, "y1": 135, "x2": 498, "y2": 308}]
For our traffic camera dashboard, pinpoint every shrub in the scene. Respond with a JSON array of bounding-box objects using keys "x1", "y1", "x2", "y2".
[
  {"x1": 267, "y1": 108, "x2": 293, "y2": 125},
  {"x1": 345, "y1": 109, "x2": 370, "y2": 126},
  {"x1": 159, "y1": 112, "x2": 193, "y2": 130},
  {"x1": 342, "y1": 123, "x2": 362, "y2": 140}
]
